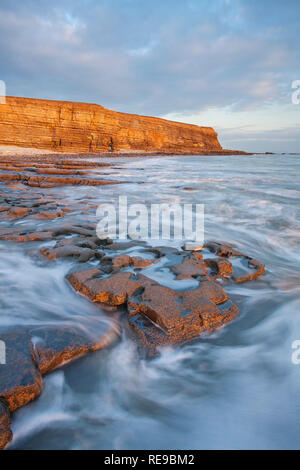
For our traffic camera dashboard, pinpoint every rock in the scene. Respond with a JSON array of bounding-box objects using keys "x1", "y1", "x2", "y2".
[
  {"x1": 131, "y1": 256, "x2": 157, "y2": 268},
  {"x1": 183, "y1": 243, "x2": 204, "y2": 251},
  {"x1": 108, "y1": 254, "x2": 157, "y2": 270},
  {"x1": 67, "y1": 270, "x2": 144, "y2": 306},
  {"x1": 9, "y1": 206, "x2": 31, "y2": 217},
  {"x1": 75, "y1": 238, "x2": 100, "y2": 251},
  {"x1": 0, "y1": 329, "x2": 43, "y2": 412},
  {"x1": 128, "y1": 313, "x2": 168, "y2": 349},
  {"x1": 30, "y1": 324, "x2": 119, "y2": 375},
  {"x1": 0, "y1": 320, "x2": 121, "y2": 449},
  {"x1": 22, "y1": 175, "x2": 120, "y2": 187},
  {"x1": 52, "y1": 224, "x2": 96, "y2": 238},
  {"x1": 234, "y1": 258, "x2": 265, "y2": 283},
  {"x1": 23, "y1": 231, "x2": 54, "y2": 242},
  {"x1": 204, "y1": 242, "x2": 265, "y2": 283},
  {"x1": 105, "y1": 241, "x2": 141, "y2": 251},
  {"x1": 147, "y1": 246, "x2": 181, "y2": 257},
  {"x1": 35, "y1": 168, "x2": 88, "y2": 176},
  {"x1": 68, "y1": 263, "x2": 240, "y2": 347},
  {"x1": 66, "y1": 268, "x2": 102, "y2": 292},
  {"x1": 66, "y1": 253, "x2": 244, "y2": 348},
  {"x1": 204, "y1": 242, "x2": 243, "y2": 258},
  {"x1": 170, "y1": 253, "x2": 207, "y2": 279},
  {"x1": 111, "y1": 254, "x2": 132, "y2": 269},
  {"x1": 55, "y1": 237, "x2": 100, "y2": 251},
  {"x1": 33, "y1": 210, "x2": 65, "y2": 220},
  {"x1": 40, "y1": 245, "x2": 96, "y2": 262},
  {"x1": 4, "y1": 231, "x2": 54, "y2": 242},
  {"x1": 0, "y1": 399, "x2": 12, "y2": 450},
  {"x1": 0, "y1": 171, "x2": 120, "y2": 188},
  {"x1": 205, "y1": 257, "x2": 234, "y2": 279},
  {"x1": 128, "y1": 278, "x2": 239, "y2": 347}
]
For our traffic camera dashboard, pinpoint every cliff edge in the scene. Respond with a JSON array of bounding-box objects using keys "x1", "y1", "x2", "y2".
[{"x1": 0, "y1": 96, "x2": 235, "y2": 154}]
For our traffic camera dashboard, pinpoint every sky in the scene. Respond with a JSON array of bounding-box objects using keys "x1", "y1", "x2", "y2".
[{"x1": 0, "y1": 0, "x2": 299, "y2": 152}]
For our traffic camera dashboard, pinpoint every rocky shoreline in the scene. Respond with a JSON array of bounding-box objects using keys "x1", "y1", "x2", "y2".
[{"x1": 0, "y1": 153, "x2": 265, "y2": 449}]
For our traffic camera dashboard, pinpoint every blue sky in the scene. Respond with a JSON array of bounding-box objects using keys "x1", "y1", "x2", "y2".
[{"x1": 0, "y1": 0, "x2": 299, "y2": 152}]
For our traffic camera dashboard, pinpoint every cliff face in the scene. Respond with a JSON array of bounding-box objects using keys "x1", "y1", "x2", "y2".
[{"x1": 0, "y1": 96, "x2": 223, "y2": 154}]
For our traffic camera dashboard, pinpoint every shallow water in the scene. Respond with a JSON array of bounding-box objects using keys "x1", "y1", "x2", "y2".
[{"x1": 1, "y1": 154, "x2": 300, "y2": 449}]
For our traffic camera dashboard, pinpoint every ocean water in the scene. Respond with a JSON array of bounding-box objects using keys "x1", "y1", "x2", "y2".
[{"x1": 1, "y1": 154, "x2": 300, "y2": 450}]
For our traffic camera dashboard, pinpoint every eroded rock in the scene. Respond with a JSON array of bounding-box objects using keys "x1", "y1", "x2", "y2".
[
  {"x1": 0, "y1": 329, "x2": 43, "y2": 412},
  {"x1": 128, "y1": 278, "x2": 239, "y2": 346},
  {"x1": 30, "y1": 323, "x2": 119, "y2": 375},
  {"x1": 67, "y1": 270, "x2": 145, "y2": 305},
  {"x1": 0, "y1": 399, "x2": 12, "y2": 450},
  {"x1": 171, "y1": 253, "x2": 207, "y2": 279},
  {"x1": 9, "y1": 206, "x2": 31, "y2": 218},
  {"x1": 0, "y1": 172, "x2": 121, "y2": 188},
  {"x1": 109, "y1": 254, "x2": 158, "y2": 270},
  {"x1": 234, "y1": 258, "x2": 265, "y2": 283},
  {"x1": 40, "y1": 245, "x2": 96, "y2": 262},
  {"x1": 204, "y1": 242, "x2": 265, "y2": 283},
  {"x1": 205, "y1": 257, "x2": 234, "y2": 279},
  {"x1": 33, "y1": 210, "x2": 65, "y2": 220},
  {"x1": 66, "y1": 267, "x2": 240, "y2": 348},
  {"x1": 1, "y1": 231, "x2": 54, "y2": 242}
]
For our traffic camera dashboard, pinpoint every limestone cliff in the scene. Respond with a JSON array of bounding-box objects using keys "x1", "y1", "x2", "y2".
[{"x1": 0, "y1": 96, "x2": 224, "y2": 154}]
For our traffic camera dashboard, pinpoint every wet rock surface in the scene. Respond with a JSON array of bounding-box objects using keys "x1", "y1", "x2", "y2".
[
  {"x1": 0, "y1": 329, "x2": 43, "y2": 412},
  {"x1": 0, "y1": 321, "x2": 120, "y2": 449},
  {"x1": 67, "y1": 240, "x2": 264, "y2": 350},
  {"x1": 128, "y1": 279, "x2": 238, "y2": 347},
  {"x1": 40, "y1": 245, "x2": 97, "y2": 262},
  {"x1": 0, "y1": 154, "x2": 121, "y2": 189},
  {"x1": 30, "y1": 323, "x2": 119, "y2": 375},
  {"x1": 171, "y1": 252, "x2": 207, "y2": 279},
  {"x1": 0, "y1": 400, "x2": 12, "y2": 450},
  {"x1": 204, "y1": 242, "x2": 265, "y2": 282},
  {"x1": 68, "y1": 271, "x2": 145, "y2": 305}
]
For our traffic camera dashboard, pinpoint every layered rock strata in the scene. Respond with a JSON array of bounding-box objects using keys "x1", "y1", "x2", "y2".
[{"x1": 0, "y1": 96, "x2": 230, "y2": 154}]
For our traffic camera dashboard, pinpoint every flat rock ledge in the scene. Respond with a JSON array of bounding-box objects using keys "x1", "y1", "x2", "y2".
[
  {"x1": 0, "y1": 154, "x2": 121, "y2": 188},
  {"x1": 0, "y1": 321, "x2": 120, "y2": 450},
  {"x1": 66, "y1": 240, "x2": 265, "y2": 349},
  {"x1": 0, "y1": 400, "x2": 12, "y2": 450}
]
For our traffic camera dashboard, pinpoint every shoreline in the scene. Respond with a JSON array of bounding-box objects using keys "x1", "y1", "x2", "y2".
[{"x1": 0, "y1": 144, "x2": 250, "y2": 158}]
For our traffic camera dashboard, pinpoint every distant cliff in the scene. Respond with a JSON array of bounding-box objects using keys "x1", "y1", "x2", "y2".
[{"x1": 0, "y1": 96, "x2": 226, "y2": 154}]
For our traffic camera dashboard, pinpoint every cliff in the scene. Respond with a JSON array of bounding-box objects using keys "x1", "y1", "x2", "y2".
[{"x1": 0, "y1": 96, "x2": 224, "y2": 154}]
